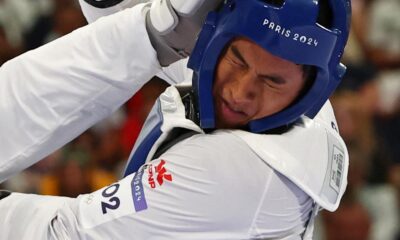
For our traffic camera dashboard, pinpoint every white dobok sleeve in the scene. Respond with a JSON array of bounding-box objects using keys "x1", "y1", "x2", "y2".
[
  {"x1": 0, "y1": 131, "x2": 313, "y2": 239},
  {"x1": 79, "y1": 0, "x2": 150, "y2": 24},
  {"x1": 79, "y1": 0, "x2": 194, "y2": 86},
  {"x1": 0, "y1": 4, "x2": 162, "y2": 183}
]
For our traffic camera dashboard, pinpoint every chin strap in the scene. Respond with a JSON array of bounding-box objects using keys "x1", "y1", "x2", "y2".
[
  {"x1": 124, "y1": 86, "x2": 203, "y2": 177},
  {"x1": 177, "y1": 86, "x2": 200, "y2": 125}
]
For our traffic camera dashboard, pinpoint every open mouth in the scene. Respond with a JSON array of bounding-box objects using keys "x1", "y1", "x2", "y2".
[{"x1": 220, "y1": 99, "x2": 248, "y2": 120}]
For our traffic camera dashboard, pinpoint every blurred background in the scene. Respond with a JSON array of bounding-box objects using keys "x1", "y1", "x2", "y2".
[{"x1": 0, "y1": 0, "x2": 398, "y2": 239}]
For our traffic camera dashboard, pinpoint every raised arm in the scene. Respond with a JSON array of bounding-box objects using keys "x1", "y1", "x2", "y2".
[
  {"x1": 0, "y1": 0, "x2": 222, "y2": 182},
  {"x1": 0, "y1": 4, "x2": 160, "y2": 182}
]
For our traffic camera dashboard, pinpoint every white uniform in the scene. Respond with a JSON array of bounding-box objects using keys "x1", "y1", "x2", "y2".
[
  {"x1": 0, "y1": 4, "x2": 160, "y2": 183},
  {"x1": 0, "y1": 3, "x2": 348, "y2": 240}
]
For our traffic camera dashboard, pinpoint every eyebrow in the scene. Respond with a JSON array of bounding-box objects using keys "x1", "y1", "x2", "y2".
[
  {"x1": 230, "y1": 45, "x2": 248, "y2": 66},
  {"x1": 230, "y1": 45, "x2": 287, "y2": 85}
]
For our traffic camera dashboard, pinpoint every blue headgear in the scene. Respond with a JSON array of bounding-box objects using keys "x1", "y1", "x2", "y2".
[{"x1": 188, "y1": 0, "x2": 351, "y2": 132}]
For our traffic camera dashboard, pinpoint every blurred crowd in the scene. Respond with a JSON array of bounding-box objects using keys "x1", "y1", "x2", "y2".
[{"x1": 0, "y1": 0, "x2": 399, "y2": 239}]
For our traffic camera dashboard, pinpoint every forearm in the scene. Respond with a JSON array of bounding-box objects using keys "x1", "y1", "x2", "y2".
[
  {"x1": 79, "y1": 0, "x2": 149, "y2": 23},
  {"x1": 0, "y1": 192, "x2": 73, "y2": 239},
  {"x1": 0, "y1": 4, "x2": 161, "y2": 182}
]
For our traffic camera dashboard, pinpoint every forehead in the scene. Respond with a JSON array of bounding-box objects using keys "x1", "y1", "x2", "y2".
[{"x1": 226, "y1": 38, "x2": 303, "y2": 73}]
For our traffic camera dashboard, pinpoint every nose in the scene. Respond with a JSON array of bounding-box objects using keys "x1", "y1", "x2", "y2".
[{"x1": 229, "y1": 72, "x2": 258, "y2": 105}]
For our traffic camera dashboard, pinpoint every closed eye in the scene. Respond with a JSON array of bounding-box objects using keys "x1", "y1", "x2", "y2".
[
  {"x1": 229, "y1": 43, "x2": 288, "y2": 86},
  {"x1": 259, "y1": 75, "x2": 286, "y2": 85},
  {"x1": 230, "y1": 45, "x2": 248, "y2": 68}
]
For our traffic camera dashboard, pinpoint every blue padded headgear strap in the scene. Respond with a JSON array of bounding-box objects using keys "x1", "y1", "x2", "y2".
[{"x1": 188, "y1": 0, "x2": 351, "y2": 132}]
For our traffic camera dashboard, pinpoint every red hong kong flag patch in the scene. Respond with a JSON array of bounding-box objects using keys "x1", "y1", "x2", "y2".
[{"x1": 148, "y1": 160, "x2": 173, "y2": 189}]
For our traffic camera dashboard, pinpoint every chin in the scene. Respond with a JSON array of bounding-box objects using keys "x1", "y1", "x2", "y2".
[{"x1": 215, "y1": 119, "x2": 245, "y2": 130}]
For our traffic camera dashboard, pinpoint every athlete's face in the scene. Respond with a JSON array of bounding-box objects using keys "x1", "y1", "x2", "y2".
[{"x1": 213, "y1": 38, "x2": 306, "y2": 129}]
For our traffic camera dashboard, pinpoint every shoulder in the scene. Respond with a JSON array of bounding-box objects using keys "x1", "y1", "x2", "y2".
[
  {"x1": 227, "y1": 102, "x2": 349, "y2": 211},
  {"x1": 163, "y1": 130, "x2": 262, "y2": 174},
  {"x1": 162, "y1": 130, "x2": 261, "y2": 174},
  {"x1": 155, "y1": 130, "x2": 312, "y2": 238}
]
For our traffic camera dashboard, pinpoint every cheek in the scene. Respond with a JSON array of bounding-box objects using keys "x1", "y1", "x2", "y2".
[
  {"x1": 281, "y1": 82, "x2": 305, "y2": 106},
  {"x1": 277, "y1": 74, "x2": 306, "y2": 104},
  {"x1": 213, "y1": 62, "x2": 232, "y2": 94},
  {"x1": 255, "y1": 82, "x2": 304, "y2": 119},
  {"x1": 255, "y1": 91, "x2": 283, "y2": 118},
  {"x1": 292, "y1": 77, "x2": 306, "y2": 96}
]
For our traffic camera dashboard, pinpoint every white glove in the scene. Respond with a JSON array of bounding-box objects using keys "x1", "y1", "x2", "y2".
[
  {"x1": 146, "y1": 0, "x2": 223, "y2": 66},
  {"x1": 79, "y1": 0, "x2": 150, "y2": 23}
]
